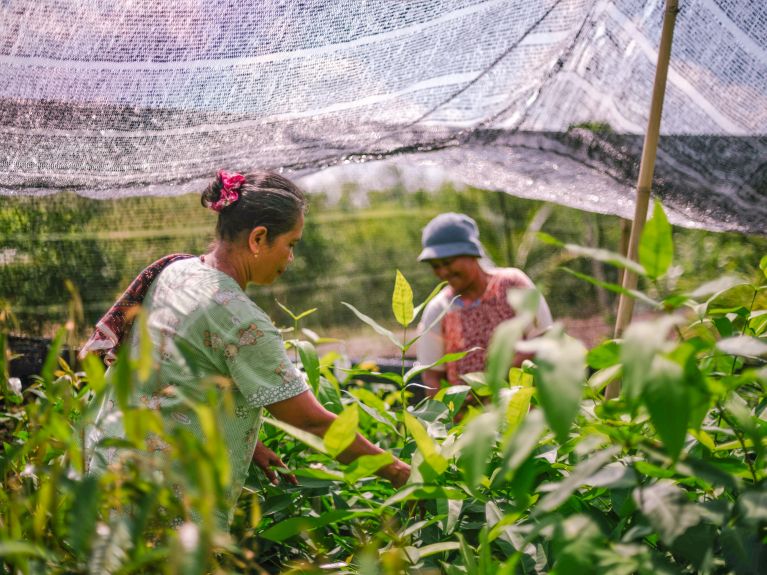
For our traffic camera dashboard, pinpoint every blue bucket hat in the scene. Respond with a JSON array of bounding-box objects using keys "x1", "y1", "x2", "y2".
[{"x1": 418, "y1": 212, "x2": 484, "y2": 261}]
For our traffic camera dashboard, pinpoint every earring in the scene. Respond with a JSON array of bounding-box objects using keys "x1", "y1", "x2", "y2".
[{"x1": 252, "y1": 250, "x2": 260, "y2": 259}]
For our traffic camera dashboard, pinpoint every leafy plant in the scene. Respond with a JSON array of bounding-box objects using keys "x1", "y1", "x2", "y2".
[{"x1": 1, "y1": 202, "x2": 766, "y2": 573}]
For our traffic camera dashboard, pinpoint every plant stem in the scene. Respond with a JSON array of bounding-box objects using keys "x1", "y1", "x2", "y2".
[{"x1": 716, "y1": 403, "x2": 758, "y2": 484}]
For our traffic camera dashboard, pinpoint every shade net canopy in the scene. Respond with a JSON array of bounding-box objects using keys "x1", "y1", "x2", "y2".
[{"x1": 1, "y1": 0, "x2": 765, "y2": 233}]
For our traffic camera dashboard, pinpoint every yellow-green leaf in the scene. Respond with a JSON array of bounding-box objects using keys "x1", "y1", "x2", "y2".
[
  {"x1": 324, "y1": 404, "x2": 359, "y2": 457},
  {"x1": 639, "y1": 199, "x2": 673, "y2": 279},
  {"x1": 508, "y1": 367, "x2": 533, "y2": 388},
  {"x1": 504, "y1": 386, "x2": 535, "y2": 435},
  {"x1": 136, "y1": 311, "x2": 153, "y2": 383},
  {"x1": 404, "y1": 412, "x2": 448, "y2": 475},
  {"x1": 392, "y1": 270, "x2": 414, "y2": 327}
]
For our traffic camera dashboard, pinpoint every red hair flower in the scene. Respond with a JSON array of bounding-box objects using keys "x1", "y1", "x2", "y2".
[{"x1": 209, "y1": 170, "x2": 246, "y2": 212}]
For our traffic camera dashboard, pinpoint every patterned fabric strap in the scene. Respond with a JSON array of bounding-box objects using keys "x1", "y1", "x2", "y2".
[{"x1": 79, "y1": 253, "x2": 196, "y2": 365}]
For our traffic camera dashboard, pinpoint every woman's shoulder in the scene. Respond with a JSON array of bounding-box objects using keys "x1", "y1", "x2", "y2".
[{"x1": 489, "y1": 267, "x2": 535, "y2": 288}]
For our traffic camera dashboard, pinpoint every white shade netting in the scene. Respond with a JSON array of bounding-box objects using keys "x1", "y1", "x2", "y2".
[{"x1": 0, "y1": 0, "x2": 765, "y2": 233}]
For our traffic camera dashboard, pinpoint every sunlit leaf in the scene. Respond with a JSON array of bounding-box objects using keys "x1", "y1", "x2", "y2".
[
  {"x1": 323, "y1": 404, "x2": 359, "y2": 457},
  {"x1": 517, "y1": 328, "x2": 586, "y2": 443},
  {"x1": 404, "y1": 412, "x2": 448, "y2": 476},
  {"x1": 392, "y1": 269, "x2": 415, "y2": 327},
  {"x1": 263, "y1": 416, "x2": 328, "y2": 454},
  {"x1": 485, "y1": 317, "x2": 529, "y2": 403},
  {"x1": 260, "y1": 509, "x2": 374, "y2": 542},
  {"x1": 562, "y1": 267, "x2": 660, "y2": 308},
  {"x1": 562, "y1": 243, "x2": 646, "y2": 275},
  {"x1": 639, "y1": 199, "x2": 673, "y2": 279},
  {"x1": 135, "y1": 311, "x2": 153, "y2": 383},
  {"x1": 383, "y1": 485, "x2": 466, "y2": 506},
  {"x1": 413, "y1": 280, "x2": 448, "y2": 320},
  {"x1": 494, "y1": 409, "x2": 545, "y2": 485},
  {"x1": 706, "y1": 283, "x2": 767, "y2": 314},
  {"x1": 717, "y1": 335, "x2": 767, "y2": 358},
  {"x1": 417, "y1": 541, "x2": 462, "y2": 558},
  {"x1": 502, "y1": 386, "x2": 535, "y2": 435},
  {"x1": 344, "y1": 452, "x2": 394, "y2": 483},
  {"x1": 404, "y1": 349, "x2": 477, "y2": 384},
  {"x1": 508, "y1": 367, "x2": 533, "y2": 387},
  {"x1": 587, "y1": 340, "x2": 620, "y2": 369},
  {"x1": 457, "y1": 411, "x2": 499, "y2": 489},
  {"x1": 295, "y1": 340, "x2": 321, "y2": 394},
  {"x1": 341, "y1": 301, "x2": 403, "y2": 350}
]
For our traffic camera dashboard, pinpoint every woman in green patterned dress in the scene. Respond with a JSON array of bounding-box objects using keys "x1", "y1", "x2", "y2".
[{"x1": 83, "y1": 170, "x2": 409, "y2": 527}]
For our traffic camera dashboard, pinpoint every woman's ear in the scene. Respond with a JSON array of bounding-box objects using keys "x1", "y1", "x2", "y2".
[{"x1": 248, "y1": 226, "x2": 268, "y2": 251}]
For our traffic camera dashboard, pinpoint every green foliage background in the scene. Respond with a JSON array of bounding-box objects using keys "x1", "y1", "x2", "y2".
[{"x1": 2, "y1": 184, "x2": 766, "y2": 341}]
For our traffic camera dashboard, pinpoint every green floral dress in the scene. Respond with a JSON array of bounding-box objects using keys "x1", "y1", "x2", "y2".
[{"x1": 86, "y1": 257, "x2": 308, "y2": 525}]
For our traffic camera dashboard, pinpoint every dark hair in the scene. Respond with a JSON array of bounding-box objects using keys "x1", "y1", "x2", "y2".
[{"x1": 201, "y1": 170, "x2": 306, "y2": 244}]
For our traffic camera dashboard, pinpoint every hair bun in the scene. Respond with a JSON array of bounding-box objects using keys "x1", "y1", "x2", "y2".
[{"x1": 201, "y1": 170, "x2": 246, "y2": 212}]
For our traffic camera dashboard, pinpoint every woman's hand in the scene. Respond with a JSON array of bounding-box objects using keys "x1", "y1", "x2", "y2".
[{"x1": 252, "y1": 441, "x2": 297, "y2": 486}]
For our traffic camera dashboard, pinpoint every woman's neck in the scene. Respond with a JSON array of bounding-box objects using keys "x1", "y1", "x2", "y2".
[
  {"x1": 458, "y1": 268, "x2": 490, "y2": 303},
  {"x1": 201, "y1": 243, "x2": 248, "y2": 289}
]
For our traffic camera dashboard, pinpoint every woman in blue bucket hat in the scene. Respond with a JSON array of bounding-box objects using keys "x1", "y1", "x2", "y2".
[{"x1": 416, "y1": 213, "x2": 552, "y2": 397}]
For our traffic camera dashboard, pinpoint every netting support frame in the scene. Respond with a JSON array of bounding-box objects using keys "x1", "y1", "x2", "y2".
[{"x1": 606, "y1": 0, "x2": 680, "y2": 400}]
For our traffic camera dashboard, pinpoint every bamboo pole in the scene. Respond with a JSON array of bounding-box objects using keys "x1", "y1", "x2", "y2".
[{"x1": 606, "y1": 0, "x2": 679, "y2": 400}]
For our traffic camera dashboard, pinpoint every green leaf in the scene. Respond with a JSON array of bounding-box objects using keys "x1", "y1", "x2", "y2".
[
  {"x1": 507, "y1": 367, "x2": 533, "y2": 387},
  {"x1": 135, "y1": 311, "x2": 153, "y2": 383},
  {"x1": 561, "y1": 267, "x2": 660, "y2": 308},
  {"x1": 275, "y1": 300, "x2": 299, "y2": 320},
  {"x1": 633, "y1": 481, "x2": 703, "y2": 545},
  {"x1": 0, "y1": 542, "x2": 51, "y2": 559},
  {"x1": 344, "y1": 452, "x2": 394, "y2": 483},
  {"x1": 502, "y1": 386, "x2": 535, "y2": 435},
  {"x1": 706, "y1": 283, "x2": 767, "y2": 314},
  {"x1": 383, "y1": 485, "x2": 466, "y2": 506},
  {"x1": 517, "y1": 328, "x2": 586, "y2": 443},
  {"x1": 81, "y1": 353, "x2": 106, "y2": 394},
  {"x1": 562, "y1": 243, "x2": 646, "y2": 275},
  {"x1": 41, "y1": 326, "x2": 67, "y2": 386},
  {"x1": 404, "y1": 412, "x2": 448, "y2": 476},
  {"x1": 536, "y1": 446, "x2": 619, "y2": 513},
  {"x1": 760, "y1": 255, "x2": 767, "y2": 279},
  {"x1": 494, "y1": 409, "x2": 545, "y2": 486},
  {"x1": 295, "y1": 340, "x2": 320, "y2": 394},
  {"x1": 639, "y1": 199, "x2": 673, "y2": 279},
  {"x1": 417, "y1": 541, "x2": 462, "y2": 558},
  {"x1": 260, "y1": 509, "x2": 374, "y2": 542},
  {"x1": 620, "y1": 315, "x2": 681, "y2": 407},
  {"x1": 485, "y1": 317, "x2": 529, "y2": 403},
  {"x1": 67, "y1": 476, "x2": 101, "y2": 558},
  {"x1": 392, "y1": 270, "x2": 415, "y2": 327},
  {"x1": 262, "y1": 416, "x2": 328, "y2": 454},
  {"x1": 341, "y1": 301, "x2": 403, "y2": 350},
  {"x1": 323, "y1": 404, "x2": 359, "y2": 457},
  {"x1": 717, "y1": 335, "x2": 767, "y2": 358},
  {"x1": 403, "y1": 349, "x2": 477, "y2": 384},
  {"x1": 643, "y1": 356, "x2": 689, "y2": 461},
  {"x1": 587, "y1": 340, "x2": 620, "y2": 369},
  {"x1": 276, "y1": 300, "x2": 316, "y2": 321},
  {"x1": 457, "y1": 411, "x2": 499, "y2": 489},
  {"x1": 413, "y1": 280, "x2": 448, "y2": 320}
]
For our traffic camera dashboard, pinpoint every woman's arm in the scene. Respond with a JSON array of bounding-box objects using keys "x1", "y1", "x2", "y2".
[{"x1": 266, "y1": 390, "x2": 410, "y2": 487}]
